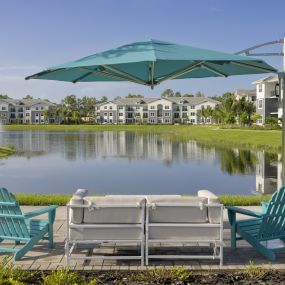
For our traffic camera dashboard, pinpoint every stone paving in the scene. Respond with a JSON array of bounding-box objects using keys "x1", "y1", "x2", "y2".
[{"x1": 1, "y1": 206, "x2": 285, "y2": 271}]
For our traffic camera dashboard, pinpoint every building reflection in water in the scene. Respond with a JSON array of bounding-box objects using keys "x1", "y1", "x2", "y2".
[
  {"x1": 0, "y1": 131, "x2": 281, "y2": 194},
  {"x1": 255, "y1": 152, "x2": 281, "y2": 195}
]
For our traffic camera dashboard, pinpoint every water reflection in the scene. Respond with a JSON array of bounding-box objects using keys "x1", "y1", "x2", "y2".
[{"x1": 0, "y1": 131, "x2": 280, "y2": 195}]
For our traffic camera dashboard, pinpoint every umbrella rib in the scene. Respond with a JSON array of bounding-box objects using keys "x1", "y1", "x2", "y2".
[
  {"x1": 79, "y1": 67, "x2": 147, "y2": 85},
  {"x1": 201, "y1": 64, "x2": 228, "y2": 77},
  {"x1": 102, "y1": 65, "x2": 147, "y2": 85},
  {"x1": 156, "y1": 61, "x2": 204, "y2": 84},
  {"x1": 231, "y1": 61, "x2": 277, "y2": 73},
  {"x1": 72, "y1": 72, "x2": 93, "y2": 83},
  {"x1": 25, "y1": 68, "x2": 65, "y2": 80}
]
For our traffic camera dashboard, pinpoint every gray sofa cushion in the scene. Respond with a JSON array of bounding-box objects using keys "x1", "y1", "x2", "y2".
[
  {"x1": 83, "y1": 196, "x2": 145, "y2": 224},
  {"x1": 198, "y1": 190, "x2": 222, "y2": 224},
  {"x1": 147, "y1": 196, "x2": 208, "y2": 223}
]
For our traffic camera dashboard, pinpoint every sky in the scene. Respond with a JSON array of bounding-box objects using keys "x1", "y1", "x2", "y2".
[{"x1": 0, "y1": 0, "x2": 285, "y2": 103}]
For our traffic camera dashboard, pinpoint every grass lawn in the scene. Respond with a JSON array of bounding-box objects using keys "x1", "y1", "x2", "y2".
[
  {"x1": 4, "y1": 124, "x2": 282, "y2": 153},
  {"x1": 15, "y1": 193, "x2": 271, "y2": 206}
]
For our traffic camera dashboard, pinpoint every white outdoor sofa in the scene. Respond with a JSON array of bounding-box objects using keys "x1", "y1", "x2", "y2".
[
  {"x1": 66, "y1": 189, "x2": 146, "y2": 266},
  {"x1": 66, "y1": 190, "x2": 223, "y2": 266},
  {"x1": 145, "y1": 190, "x2": 224, "y2": 266}
]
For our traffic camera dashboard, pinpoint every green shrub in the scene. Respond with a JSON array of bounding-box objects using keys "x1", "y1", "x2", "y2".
[
  {"x1": 0, "y1": 257, "x2": 31, "y2": 285},
  {"x1": 246, "y1": 260, "x2": 267, "y2": 278},
  {"x1": 42, "y1": 268, "x2": 83, "y2": 285}
]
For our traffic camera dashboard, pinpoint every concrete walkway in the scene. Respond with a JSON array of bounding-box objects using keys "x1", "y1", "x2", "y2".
[{"x1": 1, "y1": 206, "x2": 285, "y2": 271}]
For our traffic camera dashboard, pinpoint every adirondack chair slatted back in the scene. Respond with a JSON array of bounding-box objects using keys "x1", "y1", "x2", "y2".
[
  {"x1": 0, "y1": 188, "x2": 30, "y2": 240},
  {"x1": 258, "y1": 186, "x2": 285, "y2": 240}
]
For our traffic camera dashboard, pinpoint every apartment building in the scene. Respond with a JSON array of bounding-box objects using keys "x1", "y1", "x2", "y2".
[
  {"x1": 95, "y1": 97, "x2": 220, "y2": 124},
  {"x1": 252, "y1": 75, "x2": 280, "y2": 125},
  {"x1": 234, "y1": 89, "x2": 256, "y2": 103},
  {"x1": 0, "y1": 98, "x2": 60, "y2": 124}
]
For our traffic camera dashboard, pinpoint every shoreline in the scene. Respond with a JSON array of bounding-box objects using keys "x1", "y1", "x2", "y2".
[{"x1": 3, "y1": 124, "x2": 282, "y2": 154}]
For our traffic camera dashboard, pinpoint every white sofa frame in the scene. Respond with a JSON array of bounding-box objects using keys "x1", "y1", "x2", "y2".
[
  {"x1": 145, "y1": 202, "x2": 224, "y2": 266},
  {"x1": 66, "y1": 202, "x2": 145, "y2": 266}
]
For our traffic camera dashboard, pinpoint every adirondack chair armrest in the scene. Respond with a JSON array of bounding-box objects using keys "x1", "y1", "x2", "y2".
[
  {"x1": 24, "y1": 205, "x2": 58, "y2": 219},
  {"x1": 226, "y1": 206, "x2": 263, "y2": 218}
]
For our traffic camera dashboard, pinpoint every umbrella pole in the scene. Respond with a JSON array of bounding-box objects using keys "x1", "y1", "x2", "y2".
[{"x1": 281, "y1": 38, "x2": 285, "y2": 186}]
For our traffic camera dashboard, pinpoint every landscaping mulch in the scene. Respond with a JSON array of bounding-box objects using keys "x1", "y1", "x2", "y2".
[{"x1": 25, "y1": 270, "x2": 285, "y2": 285}]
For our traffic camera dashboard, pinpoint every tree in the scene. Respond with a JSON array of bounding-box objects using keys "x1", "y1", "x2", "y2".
[
  {"x1": 0, "y1": 94, "x2": 10, "y2": 99},
  {"x1": 114, "y1": 96, "x2": 122, "y2": 100},
  {"x1": 23, "y1": 95, "x2": 33, "y2": 99},
  {"x1": 78, "y1": 96, "x2": 96, "y2": 121},
  {"x1": 42, "y1": 109, "x2": 50, "y2": 124},
  {"x1": 195, "y1": 91, "x2": 204, "y2": 97},
  {"x1": 174, "y1": 92, "x2": 182, "y2": 97},
  {"x1": 183, "y1": 93, "x2": 194, "y2": 97},
  {"x1": 99, "y1": 96, "x2": 108, "y2": 103},
  {"x1": 125, "y1": 94, "x2": 144, "y2": 98},
  {"x1": 161, "y1": 89, "x2": 174, "y2": 98}
]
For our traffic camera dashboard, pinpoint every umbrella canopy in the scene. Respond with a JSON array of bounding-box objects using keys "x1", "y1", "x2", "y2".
[{"x1": 26, "y1": 39, "x2": 277, "y2": 88}]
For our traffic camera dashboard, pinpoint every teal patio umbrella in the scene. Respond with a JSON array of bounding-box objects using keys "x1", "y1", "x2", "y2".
[{"x1": 26, "y1": 39, "x2": 277, "y2": 88}]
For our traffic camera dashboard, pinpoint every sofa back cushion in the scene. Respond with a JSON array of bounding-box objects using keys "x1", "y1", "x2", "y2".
[
  {"x1": 83, "y1": 196, "x2": 145, "y2": 224},
  {"x1": 70, "y1": 189, "x2": 88, "y2": 224},
  {"x1": 198, "y1": 190, "x2": 222, "y2": 224},
  {"x1": 147, "y1": 196, "x2": 208, "y2": 223}
]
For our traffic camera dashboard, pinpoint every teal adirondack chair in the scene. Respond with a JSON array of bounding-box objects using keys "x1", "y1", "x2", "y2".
[
  {"x1": 227, "y1": 186, "x2": 285, "y2": 261},
  {"x1": 0, "y1": 188, "x2": 58, "y2": 260}
]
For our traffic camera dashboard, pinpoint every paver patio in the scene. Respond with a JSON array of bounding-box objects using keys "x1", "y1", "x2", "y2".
[{"x1": 1, "y1": 206, "x2": 285, "y2": 271}]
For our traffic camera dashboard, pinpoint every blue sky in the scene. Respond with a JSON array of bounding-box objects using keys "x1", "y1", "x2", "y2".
[{"x1": 0, "y1": 0, "x2": 285, "y2": 102}]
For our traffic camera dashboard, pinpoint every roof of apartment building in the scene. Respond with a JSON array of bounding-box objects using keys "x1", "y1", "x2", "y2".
[
  {"x1": 252, "y1": 75, "x2": 278, "y2": 84},
  {"x1": 96, "y1": 97, "x2": 220, "y2": 106},
  {"x1": 0, "y1": 98, "x2": 56, "y2": 107},
  {"x1": 234, "y1": 89, "x2": 256, "y2": 96},
  {"x1": 166, "y1": 96, "x2": 220, "y2": 105}
]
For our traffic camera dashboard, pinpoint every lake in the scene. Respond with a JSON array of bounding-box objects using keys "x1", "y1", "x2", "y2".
[{"x1": 0, "y1": 131, "x2": 281, "y2": 195}]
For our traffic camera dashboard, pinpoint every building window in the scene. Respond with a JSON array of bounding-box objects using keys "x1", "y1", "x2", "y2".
[
  {"x1": 119, "y1": 113, "x2": 123, "y2": 116},
  {"x1": 150, "y1": 119, "x2": 155, "y2": 123},
  {"x1": 150, "y1": 106, "x2": 155, "y2": 109},
  {"x1": 36, "y1": 107, "x2": 39, "y2": 110},
  {"x1": 174, "y1": 113, "x2": 179, "y2": 118},
  {"x1": 104, "y1": 112, "x2": 108, "y2": 116},
  {"x1": 150, "y1": 112, "x2": 155, "y2": 117},
  {"x1": 165, "y1": 106, "x2": 170, "y2": 110},
  {"x1": 26, "y1": 107, "x2": 30, "y2": 110},
  {"x1": 258, "y1": 99, "x2": 263, "y2": 109},
  {"x1": 190, "y1": 112, "x2": 195, "y2": 116},
  {"x1": 165, "y1": 112, "x2": 170, "y2": 117},
  {"x1": 190, "y1": 105, "x2": 195, "y2": 109},
  {"x1": 182, "y1": 106, "x2": 187, "y2": 111},
  {"x1": 109, "y1": 106, "x2": 112, "y2": 110},
  {"x1": 143, "y1": 113, "x2": 148, "y2": 118},
  {"x1": 258, "y1": 84, "x2": 262, "y2": 92},
  {"x1": 190, "y1": 119, "x2": 195, "y2": 123},
  {"x1": 109, "y1": 119, "x2": 113, "y2": 123},
  {"x1": 41, "y1": 107, "x2": 44, "y2": 110},
  {"x1": 104, "y1": 106, "x2": 107, "y2": 109},
  {"x1": 118, "y1": 106, "x2": 123, "y2": 109},
  {"x1": 135, "y1": 112, "x2": 140, "y2": 116},
  {"x1": 165, "y1": 119, "x2": 170, "y2": 123},
  {"x1": 26, "y1": 113, "x2": 30, "y2": 116},
  {"x1": 258, "y1": 119, "x2": 263, "y2": 124},
  {"x1": 109, "y1": 113, "x2": 113, "y2": 117},
  {"x1": 136, "y1": 106, "x2": 140, "y2": 109},
  {"x1": 1, "y1": 107, "x2": 6, "y2": 110},
  {"x1": 35, "y1": 113, "x2": 39, "y2": 117}
]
